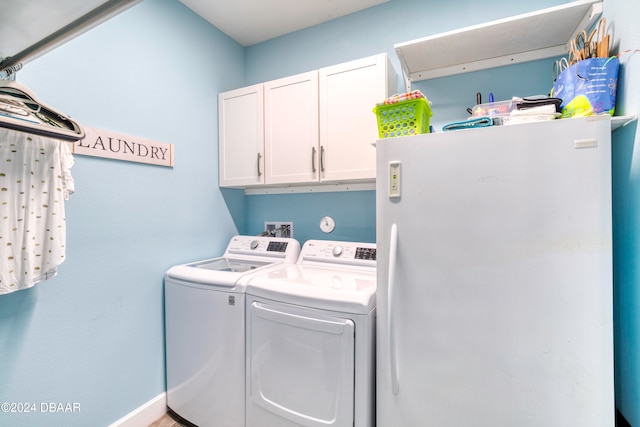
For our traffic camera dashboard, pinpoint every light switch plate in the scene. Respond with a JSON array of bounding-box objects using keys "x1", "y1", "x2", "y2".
[{"x1": 389, "y1": 161, "x2": 401, "y2": 198}]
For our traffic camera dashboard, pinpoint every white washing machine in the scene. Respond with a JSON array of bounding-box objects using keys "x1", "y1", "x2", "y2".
[
  {"x1": 164, "y1": 235, "x2": 300, "y2": 427},
  {"x1": 240, "y1": 239, "x2": 377, "y2": 427}
]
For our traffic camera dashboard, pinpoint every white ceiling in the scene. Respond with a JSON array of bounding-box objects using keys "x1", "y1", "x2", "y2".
[
  {"x1": 0, "y1": 0, "x2": 388, "y2": 69},
  {"x1": 179, "y1": 0, "x2": 390, "y2": 47}
]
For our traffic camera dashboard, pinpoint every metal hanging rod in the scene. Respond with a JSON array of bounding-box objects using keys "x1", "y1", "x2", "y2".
[{"x1": 0, "y1": 0, "x2": 142, "y2": 75}]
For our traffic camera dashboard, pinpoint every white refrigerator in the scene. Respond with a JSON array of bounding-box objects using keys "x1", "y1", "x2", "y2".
[{"x1": 375, "y1": 116, "x2": 614, "y2": 426}]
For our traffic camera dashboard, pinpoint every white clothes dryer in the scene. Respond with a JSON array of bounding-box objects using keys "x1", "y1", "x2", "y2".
[
  {"x1": 239, "y1": 239, "x2": 376, "y2": 427},
  {"x1": 164, "y1": 235, "x2": 300, "y2": 427}
]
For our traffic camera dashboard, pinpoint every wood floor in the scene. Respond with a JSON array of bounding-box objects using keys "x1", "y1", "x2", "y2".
[
  {"x1": 148, "y1": 410, "x2": 192, "y2": 427},
  {"x1": 149, "y1": 408, "x2": 635, "y2": 426}
]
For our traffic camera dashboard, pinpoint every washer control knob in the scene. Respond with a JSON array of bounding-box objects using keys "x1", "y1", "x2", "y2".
[
  {"x1": 332, "y1": 246, "x2": 343, "y2": 257},
  {"x1": 250, "y1": 240, "x2": 259, "y2": 250}
]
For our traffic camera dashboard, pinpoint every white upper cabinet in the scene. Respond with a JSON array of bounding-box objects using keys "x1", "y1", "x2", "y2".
[
  {"x1": 264, "y1": 71, "x2": 319, "y2": 185},
  {"x1": 219, "y1": 53, "x2": 396, "y2": 190},
  {"x1": 218, "y1": 84, "x2": 265, "y2": 187},
  {"x1": 319, "y1": 53, "x2": 395, "y2": 182}
]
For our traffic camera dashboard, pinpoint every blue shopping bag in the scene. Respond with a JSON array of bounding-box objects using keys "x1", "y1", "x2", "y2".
[{"x1": 552, "y1": 57, "x2": 619, "y2": 118}]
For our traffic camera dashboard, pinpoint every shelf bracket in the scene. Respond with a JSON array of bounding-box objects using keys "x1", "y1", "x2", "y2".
[
  {"x1": 403, "y1": 75, "x2": 411, "y2": 93},
  {"x1": 565, "y1": 2, "x2": 604, "y2": 52}
]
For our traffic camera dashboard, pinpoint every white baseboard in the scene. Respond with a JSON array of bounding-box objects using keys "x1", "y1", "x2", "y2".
[{"x1": 108, "y1": 392, "x2": 167, "y2": 427}]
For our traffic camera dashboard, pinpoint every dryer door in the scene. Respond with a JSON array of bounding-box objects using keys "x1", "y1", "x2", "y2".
[{"x1": 247, "y1": 299, "x2": 355, "y2": 427}]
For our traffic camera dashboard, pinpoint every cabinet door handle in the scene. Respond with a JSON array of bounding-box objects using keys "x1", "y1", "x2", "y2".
[
  {"x1": 320, "y1": 146, "x2": 325, "y2": 172},
  {"x1": 257, "y1": 153, "x2": 262, "y2": 177},
  {"x1": 312, "y1": 147, "x2": 317, "y2": 173}
]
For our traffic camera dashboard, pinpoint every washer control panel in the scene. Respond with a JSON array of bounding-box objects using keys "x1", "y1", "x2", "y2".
[{"x1": 225, "y1": 235, "x2": 300, "y2": 262}]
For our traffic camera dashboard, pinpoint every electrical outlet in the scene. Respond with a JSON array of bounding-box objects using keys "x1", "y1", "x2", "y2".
[{"x1": 264, "y1": 221, "x2": 293, "y2": 238}]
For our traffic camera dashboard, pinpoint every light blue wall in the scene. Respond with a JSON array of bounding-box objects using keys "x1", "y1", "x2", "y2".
[
  {"x1": 607, "y1": 1, "x2": 640, "y2": 425},
  {"x1": 245, "y1": 191, "x2": 377, "y2": 243},
  {"x1": 0, "y1": 0, "x2": 244, "y2": 426},
  {"x1": 1, "y1": 0, "x2": 638, "y2": 425},
  {"x1": 245, "y1": 0, "x2": 565, "y2": 85}
]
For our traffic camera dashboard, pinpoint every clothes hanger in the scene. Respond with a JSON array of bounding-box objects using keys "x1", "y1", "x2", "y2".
[{"x1": 0, "y1": 79, "x2": 84, "y2": 141}]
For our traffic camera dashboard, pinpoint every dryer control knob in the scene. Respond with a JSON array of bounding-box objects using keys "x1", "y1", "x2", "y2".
[
  {"x1": 332, "y1": 246, "x2": 343, "y2": 257},
  {"x1": 250, "y1": 240, "x2": 259, "y2": 250}
]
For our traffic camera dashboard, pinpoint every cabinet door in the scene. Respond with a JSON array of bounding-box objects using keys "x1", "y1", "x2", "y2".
[
  {"x1": 319, "y1": 53, "x2": 394, "y2": 182},
  {"x1": 264, "y1": 71, "x2": 319, "y2": 185},
  {"x1": 219, "y1": 84, "x2": 264, "y2": 187}
]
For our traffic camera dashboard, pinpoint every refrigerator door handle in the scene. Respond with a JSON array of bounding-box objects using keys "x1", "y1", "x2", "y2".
[{"x1": 388, "y1": 223, "x2": 400, "y2": 395}]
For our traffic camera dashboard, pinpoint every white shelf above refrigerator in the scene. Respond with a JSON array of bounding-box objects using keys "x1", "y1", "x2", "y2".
[{"x1": 394, "y1": 0, "x2": 603, "y2": 86}]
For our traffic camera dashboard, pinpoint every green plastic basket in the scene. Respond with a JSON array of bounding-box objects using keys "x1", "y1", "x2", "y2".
[{"x1": 373, "y1": 97, "x2": 432, "y2": 138}]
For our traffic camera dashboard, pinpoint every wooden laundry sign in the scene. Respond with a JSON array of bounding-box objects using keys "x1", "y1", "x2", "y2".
[{"x1": 72, "y1": 126, "x2": 174, "y2": 167}]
